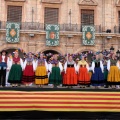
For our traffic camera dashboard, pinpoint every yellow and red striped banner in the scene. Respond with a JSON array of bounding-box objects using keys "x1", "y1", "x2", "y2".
[{"x1": 0, "y1": 91, "x2": 120, "y2": 112}]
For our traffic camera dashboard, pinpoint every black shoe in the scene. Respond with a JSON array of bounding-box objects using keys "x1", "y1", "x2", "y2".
[{"x1": 104, "y1": 86, "x2": 108, "y2": 88}]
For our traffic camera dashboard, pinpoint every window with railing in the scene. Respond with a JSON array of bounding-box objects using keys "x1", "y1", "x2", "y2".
[
  {"x1": 7, "y1": 5, "x2": 22, "y2": 22},
  {"x1": 81, "y1": 9, "x2": 94, "y2": 25},
  {"x1": 44, "y1": 7, "x2": 59, "y2": 24}
]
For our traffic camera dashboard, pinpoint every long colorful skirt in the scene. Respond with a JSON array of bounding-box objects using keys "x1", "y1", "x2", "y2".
[
  {"x1": 49, "y1": 67, "x2": 62, "y2": 85},
  {"x1": 22, "y1": 65, "x2": 35, "y2": 84},
  {"x1": 78, "y1": 67, "x2": 90, "y2": 85},
  {"x1": 8, "y1": 64, "x2": 22, "y2": 84},
  {"x1": 107, "y1": 66, "x2": 120, "y2": 85},
  {"x1": 91, "y1": 67, "x2": 104, "y2": 86},
  {"x1": 63, "y1": 67, "x2": 77, "y2": 86},
  {"x1": 35, "y1": 66, "x2": 48, "y2": 85}
]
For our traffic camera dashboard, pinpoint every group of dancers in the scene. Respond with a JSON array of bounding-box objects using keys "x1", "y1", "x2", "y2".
[{"x1": 0, "y1": 49, "x2": 120, "y2": 89}]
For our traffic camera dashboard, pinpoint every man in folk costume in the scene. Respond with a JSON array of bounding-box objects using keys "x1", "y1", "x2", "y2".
[
  {"x1": 6, "y1": 53, "x2": 12, "y2": 87},
  {"x1": 60, "y1": 57, "x2": 66, "y2": 86},
  {"x1": 49, "y1": 54, "x2": 63, "y2": 88},
  {"x1": 75, "y1": 58, "x2": 79, "y2": 68},
  {"x1": 116, "y1": 57, "x2": 120, "y2": 88},
  {"x1": 75, "y1": 58, "x2": 80, "y2": 83},
  {"x1": 0, "y1": 50, "x2": 8, "y2": 87},
  {"x1": 107, "y1": 53, "x2": 120, "y2": 89},
  {"x1": 91, "y1": 53, "x2": 104, "y2": 89},
  {"x1": 77, "y1": 55, "x2": 90, "y2": 88},
  {"x1": 64, "y1": 55, "x2": 77, "y2": 88},
  {"x1": 8, "y1": 50, "x2": 23, "y2": 87},
  {"x1": 35, "y1": 53, "x2": 48, "y2": 87},
  {"x1": 22, "y1": 52, "x2": 36, "y2": 86},
  {"x1": 47, "y1": 56, "x2": 53, "y2": 79}
]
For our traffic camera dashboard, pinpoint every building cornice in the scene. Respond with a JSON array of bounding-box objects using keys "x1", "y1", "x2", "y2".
[
  {"x1": 5, "y1": 0, "x2": 26, "y2": 2},
  {"x1": 41, "y1": 0, "x2": 62, "y2": 4}
]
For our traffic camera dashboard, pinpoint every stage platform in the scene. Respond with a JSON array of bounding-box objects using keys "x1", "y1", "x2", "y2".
[{"x1": 0, "y1": 87, "x2": 120, "y2": 119}]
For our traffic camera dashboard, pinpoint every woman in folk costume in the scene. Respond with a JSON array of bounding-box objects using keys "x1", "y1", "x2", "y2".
[
  {"x1": 64, "y1": 55, "x2": 77, "y2": 87},
  {"x1": 8, "y1": 50, "x2": 23, "y2": 87},
  {"x1": 91, "y1": 54, "x2": 104, "y2": 88},
  {"x1": 107, "y1": 53, "x2": 120, "y2": 89},
  {"x1": 49, "y1": 54, "x2": 63, "y2": 87},
  {"x1": 22, "y1": 52, "x2": 35, "y2": 86},
  {"x1": 77, "y1": 55, "x2": 90, "y2": 88},
  {"x1": 35, "y1": 53, "x2": 48, "y2": 87}
]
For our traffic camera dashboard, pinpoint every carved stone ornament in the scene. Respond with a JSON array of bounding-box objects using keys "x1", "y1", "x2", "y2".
[{"x1": 78, "y1": 0, "x2": 97, "y2": 6}]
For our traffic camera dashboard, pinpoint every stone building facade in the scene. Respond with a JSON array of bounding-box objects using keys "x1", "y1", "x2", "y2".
[{"x1": 0, "y1": 0, "x2": 120, "y2": 54}]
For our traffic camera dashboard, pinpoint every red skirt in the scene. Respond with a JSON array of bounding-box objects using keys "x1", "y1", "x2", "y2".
[
  {"x1": 63, "y1": 67, "x2": 77, "y2": 85},
  {"x1": 78, "y1": 67, "x2": 90, "y2": 85},
  {"x1": 22, "y1": 65, "x2": 35, "y2": 84}
]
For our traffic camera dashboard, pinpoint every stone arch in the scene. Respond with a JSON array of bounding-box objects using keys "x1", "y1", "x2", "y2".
[
  {"x1": 75, "y1": 47, "x2": 97, "y2": 54},
  {"x1": 0, "y1": 44, "x2": 26, "y2": 53},
  {"x1": 36, "y1": 47, "x2": 65, "y2": 55},
  {"x1": 0, "y1": 46, "x2": 25, "y2": 57}
]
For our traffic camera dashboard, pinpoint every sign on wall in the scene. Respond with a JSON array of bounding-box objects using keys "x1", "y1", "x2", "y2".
[
  {"x1": 6, "y1": 22, "x2": 20, "y2": 43},
  {"x1": 46, "y1": 24, "x2": 59, "y2": 46},
  {"x1": 82, "y1": 25, "x2": 95, "y2": 45}
]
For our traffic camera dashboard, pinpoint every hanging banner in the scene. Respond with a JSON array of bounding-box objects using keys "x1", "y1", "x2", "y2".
[
  {"x1": 6, "y1": 22, "x2": 20, "y2": 43},
  {"x1": 82, "y1": 25, "x2": 95, "y2": 45},
  {"x1": 46, "y1": 24, "x2": 59, "y2": 46}
]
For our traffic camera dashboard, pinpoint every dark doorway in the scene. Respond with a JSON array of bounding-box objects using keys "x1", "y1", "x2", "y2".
[
  {"x1": 1, "y1": 48, "x2": 24, "y2": 58},
  {"x1": 43, "y1": 50, "x2": 60, "y2": 55}
]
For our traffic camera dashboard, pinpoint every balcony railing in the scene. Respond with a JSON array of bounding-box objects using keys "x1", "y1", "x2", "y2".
[
  {"x1": 114, "y1": 26, "x2": 120, "y2": 33},
  {"x1": 0, "y1": 21, "x2": 101, "y2": 33}
]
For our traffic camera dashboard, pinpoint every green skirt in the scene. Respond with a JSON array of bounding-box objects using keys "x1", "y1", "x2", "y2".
[
  {"x1": 49, "y1": 67, "x2": 62, "y2": 85},
  {"x1": 8, "y1": 64, "x2": 22, "y2": 83},
  {"x1": 104, "y1": 70, "x2": 108, "y2": 80}
]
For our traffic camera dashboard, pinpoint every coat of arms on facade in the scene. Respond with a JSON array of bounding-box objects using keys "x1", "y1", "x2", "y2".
[
  {"x1": 82, "y1": 25, "x2": 95, "y2": 45},
  {"x1": 46, "y1": 24, "x2": 59, "y2": 46},
  {"x1": 6, "y1": 22, "x2": 20, "y2": 43}
]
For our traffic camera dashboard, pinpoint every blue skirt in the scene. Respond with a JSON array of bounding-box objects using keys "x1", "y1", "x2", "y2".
[{"x1": 91, "y1": 67, "x2": 104, "y2": 86}]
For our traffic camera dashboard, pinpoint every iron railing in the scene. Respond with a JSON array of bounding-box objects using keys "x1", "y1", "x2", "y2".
[{"x1": 0, "y1": 21, "x2": 101, "y2": 33}]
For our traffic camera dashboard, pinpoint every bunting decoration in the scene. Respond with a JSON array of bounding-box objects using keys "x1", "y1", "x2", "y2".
[
  {"x1": 0, "y1": 91, "x2": 120, "y2": 112},
  {"x1": 46, "y1": 24, "x2": 59, "y2": 46},
  {"x1": 6, "y1": 22, "x2": 20, "y2": 43},
  {"x1": 82, "y1": 25, "x2": 95, "y2": 45}
]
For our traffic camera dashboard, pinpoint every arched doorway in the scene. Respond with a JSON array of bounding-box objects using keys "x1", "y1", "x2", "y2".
[
  {"x1": 43, "y1": 50, "x2": 60, "y2": 62},
  {"x1": 43, "y1": 50, "x2": 60, "y2": 55},
  {"x1": 1, "y1": 48, "x2": 25, "y2": 58}
]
